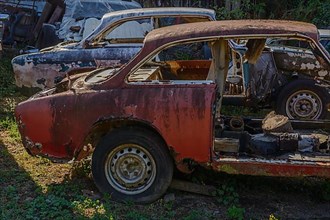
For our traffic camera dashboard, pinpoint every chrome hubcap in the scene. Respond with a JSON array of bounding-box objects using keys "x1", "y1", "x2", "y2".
[
  {"x1": 105, "y1": 144, "x2": 156, "y2": 195},
  {"x1": 286, "y1": 90, "x2": 322, "y2": 119}
]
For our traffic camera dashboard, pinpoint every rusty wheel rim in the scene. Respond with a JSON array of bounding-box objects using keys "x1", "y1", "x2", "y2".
[
  {"x1": 285, "y1": 90, "x2": 322, "y2": 119},
  {"x1": 105, "y1": 144, "x2": 156, "y2": 195}
]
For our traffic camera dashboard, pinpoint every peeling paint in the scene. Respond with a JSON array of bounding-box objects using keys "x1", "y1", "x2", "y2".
[
  {"x1": 15, "y1": 20, "x2": 330, "y2": 178},
  {"x1": 300, "y1": 62, "x2": 320, "y2": 70},
  {"x1": 11, "y1": 8, "x2": 216, "y2": 89}
]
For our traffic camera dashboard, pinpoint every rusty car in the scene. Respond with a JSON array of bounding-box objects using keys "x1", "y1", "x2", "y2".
[
  {"x1": 224, "y1": 35, "x2": 330, "y2": 120},
  {"x1": 11, "y1": 7, "x2": 216, "y2": 89},
  {"x1": 15, "y1": 20, "x2": 330, "y2": 203},
  {"x1": 12, "y1": 8, "x2": 330, "y2": 121}
]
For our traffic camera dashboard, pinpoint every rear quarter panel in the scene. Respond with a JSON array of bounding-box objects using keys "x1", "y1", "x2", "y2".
[{"x1": 16, "y1": 83, "x2": 216, "y2": 162}]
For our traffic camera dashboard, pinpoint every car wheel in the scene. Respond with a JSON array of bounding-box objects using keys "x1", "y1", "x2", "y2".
[
  {"x1": 92, "y1": 127, "x2": 173, "y2": 203},
  {"x1": 276, "y1": 79, "x2": 328, "y2": 120}
]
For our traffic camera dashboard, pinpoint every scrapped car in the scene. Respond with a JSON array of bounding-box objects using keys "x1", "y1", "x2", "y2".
[
  {"x1": 15, "y1": 20, "x2": 330, "y2": 203},
  {"x1": 12, "y1": 7, "x2": 216, "y2": 89},
  {"x1": 224, "y1": 37, "x2": 330, "y2": 120},
  {"x1": 0, "y1": 0, "x2": 141, "y2": 47},
  {"x1": 36, "y1": 0, "x2": 142, "y2": 48}
]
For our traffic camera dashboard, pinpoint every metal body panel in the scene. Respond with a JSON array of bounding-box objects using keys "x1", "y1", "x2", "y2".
[
  {"x1": 13, "y1": 45, "x2": 141, "y2": 88},
  {"x1": 142, "y1": 20, "x2": 320, "y2": 52},
  {"x1": 210, "y1": 159, "x2": 330, "y2": 178},
  {"x1": 272, "y1": 49, "x2": 329, "y2": 79},
  {"x1": 16, "y1": 84, "x2": 216, "y2": 162}
]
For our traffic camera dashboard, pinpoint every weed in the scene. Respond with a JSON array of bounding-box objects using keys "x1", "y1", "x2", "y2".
[
  {"x1": 24, "y1": 194, "x2": 72, "y2": 219},
  {"x1": 0, "y1": 57, "x2": 17, "y2": 97},
  {"x1": 182, "y1": 210, "x2": 209, "y2": 220},
  {"x1": 221, "y1": 105, "x2": 268, "y2": 118},
  {"x1": 227, "y1": 205, "x2": 245, "y2": 220},
  {"x1": 269, "y1": 214, "x2": 280, "y2": 220},
  {"x1": 72, "y1": 197, "x2": 106, "y2": 217},
  {"x1": 125, "y1": 210, "x2": 150, "y2": 220},
  {"x1": 71, "y1": 158, "x2": 92, "y2": 178},
  {"x1": 0, "y1": 116, "x2": 20, "y2": 141},
  {"x1": 215, "y1": 183, "x2": 239, "y2": 206},
  {"x1": 321, "y1": 181, "x2": 330, "y2": 201},
  {"x1": 161, "y1": 200, "x2": 176, "y2": 219},
  {"x1": 312, "y1": 180, "x2": 330, "y2": 202}
]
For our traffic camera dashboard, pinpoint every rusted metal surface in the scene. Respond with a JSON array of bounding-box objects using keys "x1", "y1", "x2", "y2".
[
  {"x1": 96, "y1": 20, "x2": 329, "y2": 91},
  {"x1": 12, "y1": 7, "x2": 216, "y2": 89},
  {"x1": 142, "y1": 20, "x2": 320, "y2": 53},
  {"x1": 15, "y1": 20, "x2": 330, "y2": 178},
  {"x1": 16, "y1": 84, "x2": 216, "y2": 162},
  {"x1": 13, "y1": 46, "x2": 139, "y2": 88},
  {"x1": 272, "y1": 49, "x2": 329, "y2": 80},
  {"x1": 210, "y1": 158, "x2": 330, "y2": 178}
]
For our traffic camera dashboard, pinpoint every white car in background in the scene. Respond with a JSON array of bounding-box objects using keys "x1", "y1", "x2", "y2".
[{"x1": 319, "y1": 29, "x2": 330, "y2": 53}]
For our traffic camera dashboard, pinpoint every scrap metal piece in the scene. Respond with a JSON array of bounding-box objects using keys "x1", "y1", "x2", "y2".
[
  {"x1": 214, "y1": 138, "x2": 240, "y2": 153},
  {"x1": 262, "y1": 111, "x2": 293, "y2": 133}
]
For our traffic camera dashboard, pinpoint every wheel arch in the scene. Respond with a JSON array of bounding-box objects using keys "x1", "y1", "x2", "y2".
[{"x1": 75, "y1": 117, "x2": 170, "y2": 160}]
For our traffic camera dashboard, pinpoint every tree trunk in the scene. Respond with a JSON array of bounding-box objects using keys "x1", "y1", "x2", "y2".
[{"x1": 226, "y1": 0, "x2": 241, "y2": 10}]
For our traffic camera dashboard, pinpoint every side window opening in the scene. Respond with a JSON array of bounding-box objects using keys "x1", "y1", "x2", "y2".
[
  {"x1": 128, "y1": 41, "x2": 214, "y2": 82},
  {"x1": 92, "y1": 18, "x2": 154, "y2": 46},
  {"x1": 91, "y1": 16, "x2": 212, "y2": 47},
  {"x1": 158, "y1": 16, "x2": 212, "y2": 28},
  {"x1": 105, "y1": 18, "x2": 153, "y2": 41}
]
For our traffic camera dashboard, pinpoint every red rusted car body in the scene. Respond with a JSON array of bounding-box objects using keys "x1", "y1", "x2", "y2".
[{"x1": 15, "y1": 20, "x2": 330, "y2": 203}]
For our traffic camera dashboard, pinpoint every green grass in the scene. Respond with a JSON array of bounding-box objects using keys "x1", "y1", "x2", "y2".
[
  {"x1": 226, "y1": 205, "x2": 245, "y2": 220},
  {"x1": 0, "y1": 57, "x2": 17, "y2": 98},
  {"x1": 0, "y1": 116, "x2": 20, "y2": 141}
]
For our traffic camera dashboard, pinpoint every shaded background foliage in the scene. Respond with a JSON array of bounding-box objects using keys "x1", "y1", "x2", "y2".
[{"x1": 136, "y1": 0, "x2": 330, "y2": 28}]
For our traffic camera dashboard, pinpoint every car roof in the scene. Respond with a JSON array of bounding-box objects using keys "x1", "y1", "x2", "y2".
[
  {"x1": 319, "y1": 29, "x2": 330, "y2": 38},
  {"x1": 142, "y1": 20, "x2": 319, "y2": 52},
  {"x1": 85, "y1": 7, "x2": 216, "y2": 41}
]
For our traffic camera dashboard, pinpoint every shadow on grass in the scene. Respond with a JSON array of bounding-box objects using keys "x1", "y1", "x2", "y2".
[
  {"x1": 1, "y1": 110, "x2": 329, "y2": 219},
  {"x1": 0, "y1": 135, "x2": 100, "y2": 219},
  {"x1": 187, "y1": 167, "x2": 330, "y2": 219}
]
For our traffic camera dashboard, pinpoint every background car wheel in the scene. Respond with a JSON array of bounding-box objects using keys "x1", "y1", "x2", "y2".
[
  {"x1": 92, "y1": 127, "x2": 173, "y2": 203},
  {"x1": 276, "y1": 79, "x2": 328, "y2": 120}
]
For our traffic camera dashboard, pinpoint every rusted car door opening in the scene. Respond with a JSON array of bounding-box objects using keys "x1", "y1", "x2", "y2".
[{"x1": 126, "y1": 39, "x2": 222, "y2": 163}]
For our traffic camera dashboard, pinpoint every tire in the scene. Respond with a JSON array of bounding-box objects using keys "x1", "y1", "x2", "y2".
[
  {"x1": 92, "y1": 127, "x2": 173, "y2": 203},
  {"x1": 276, "y1": 79, "x2": 328, "y2": 120}
]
